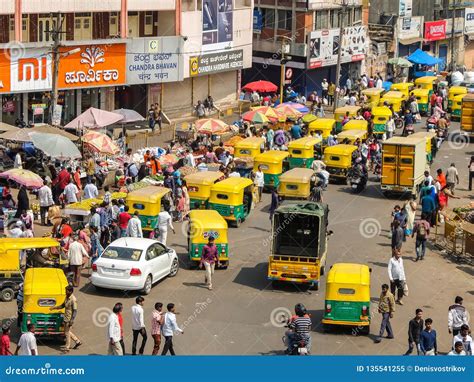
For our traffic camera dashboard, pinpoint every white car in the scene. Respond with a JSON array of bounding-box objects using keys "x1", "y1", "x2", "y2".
[{"x1": 90, "y1": 238, "x2": 179, "y2": 294}]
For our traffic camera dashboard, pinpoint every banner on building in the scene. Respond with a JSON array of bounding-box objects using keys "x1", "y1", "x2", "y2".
[
  {"x1": 446, "y1": 17, "x2": 465, "y2": 36},
  {"x1": 10, "y1": 48, "x2": 52, "y2": 93},
  {"x1": 308, "y1": 26, "x2": 367, "y2": 69},
  {"x1": 57, "y1": 43, "x2": 126, "y2": 89},
  {"x1": 397, "y1": 16, "x2": 423, "y2": 40},
  {"x1": 424, "y1": 20, "x2": 447, "y2": 41},
  {"x1": 253, "y1": 9, "x2": 263, "y2": 34},
  {"x1": 465, "y1": 8, "x2": 474, "y2": 35},
  {"x1": 202, "y1": 0, "x2": 233, "y2": 51},
  {"x1": 127, "y1": 38, "x2": 184, "y2": 85},
  {"x1": 189, "y1": 49, "x2": 243, "y2": 77},
  {"x1": 399, "y1": 0, "x2": 413, "y2": 18}
]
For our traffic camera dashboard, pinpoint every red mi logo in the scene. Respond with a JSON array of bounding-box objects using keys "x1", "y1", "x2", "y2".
[{"x1": 18, "y1": 57, "x2": 48, "y2": 81}]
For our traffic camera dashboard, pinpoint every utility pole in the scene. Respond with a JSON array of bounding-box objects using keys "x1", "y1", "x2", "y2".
[
  {"x1": 450, "y1": 0, "x2": 457, "y2": 71},
  {"x1": 48, "y1": 12, "x2": 64, "y2": 125},
  {"x1": 279, "y1": 36, "x2": 291, "y2": 104},
  {"x1": 333, "y1": 0, "x2": 348, "y2": 112}
]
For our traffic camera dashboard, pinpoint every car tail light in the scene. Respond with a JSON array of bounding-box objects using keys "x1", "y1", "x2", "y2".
[
  {"x1": 326, "y1": 304, "x2": 332, "y2": 313},
  {"x1": 130, "y1": 268, "x2": 142, "y2": 276},
  {"x1": 362, "y1": 305, "x2": 368, "y2": 316},
  {"x1": 92, "y1": 263, "x2": 97, "y2": 272}
]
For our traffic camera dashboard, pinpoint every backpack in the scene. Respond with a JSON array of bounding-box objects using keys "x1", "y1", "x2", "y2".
[{"x1": 417, "y1": 223, "x2": 427, "y2": 238}]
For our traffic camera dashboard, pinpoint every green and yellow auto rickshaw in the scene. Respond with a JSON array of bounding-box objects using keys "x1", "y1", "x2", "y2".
[
  {"x1": 336, "y1": 129, "x2": 368, "y2": 145},
  {"x1": 234, "y1": 137, "x2": 265, "y2": 159},
  {"x1": 277, "y1": 168, "x2": 315, "y2": 200},
  {"x1": 390, "y1": 82, "x2": 414, "y2": 98},
  {"x1": 184, "y1": 171, "x2": 224, "y2": 209},
  {"x1": 288, "y1": 136, "x2": 322, "y2": 169},
  {"x1": 308, "y1": 118, "x2": 336, "y2": 144},
  {"x1": 411, "y1": 88, "x2": 430, "y2": 115},
  {"x1": 451, "y1": 94, "x2": 465, "y2": 120},
  {"x1": 361, "y1": 88, "x2": 384, "y2": 108},
  {"x1": 372, "y1": 106, "x2": 392, "y2": 136},
  {"x1": 448, "y1": 86, "x2": 467, "y2": 111},
  {"x1": 253, "y1": 150, "x2": 290, "y2": 188},
  {"x1": 323, "y1": 144, "x2": 359, "y2": 183},
  {"x1": 334, "y1": 106, "x2": 361, "y2": 132},
  {"x1": 414, "y1": 76, "x2": 438, "y2": 97},
  {"x1": 126, "y1": 186, "x2": 171, "y2": 232},
  {"x1": 379, "y1": 91, "x2": 405, "y2": 113},
  {"x1": 342, "y1": 119, "x2": 368, "y2": 132}
]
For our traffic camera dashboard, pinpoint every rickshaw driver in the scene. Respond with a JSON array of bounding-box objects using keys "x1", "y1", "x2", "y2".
[{"x1": 285, "y1": 303, "x2": 312, "y2": 354}]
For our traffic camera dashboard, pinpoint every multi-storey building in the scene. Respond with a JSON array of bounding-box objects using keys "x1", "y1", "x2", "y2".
[{"x1": 0, "y1": 0, "x2": 254, "y2": 125}]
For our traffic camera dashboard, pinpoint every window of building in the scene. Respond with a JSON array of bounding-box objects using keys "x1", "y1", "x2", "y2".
[
  {"x1": 354, "y1": 7, "x2": 362, "y2": 24},
  {"x1": 110, "y1": 12, "x2": 119, "y2": 36},
  {"x1": 74, "y1": 13, "x2": 92, "y2": 40},
  {"x1": 262, "y1": 8, "x2": 275, "y2": 29},
  {"x1": 314, "y1": 10, "x2": 329, "y2": 30},
  {"x1": 277, "y1": 10, "x2": 291, "y2": 30},
  {"x1": 8, "y1": 16, "x2": 14, "y2": 41},
  {"x1": 342, "y1": 9, "x2": 350, "y2": 27},
  {"x1": 128, "y1": 12, "x2": 139, "y2": 37},
  {"x1": 144, "y1": 11, "x2": 154, "y2": 35},
  {"x1": 21, "y1": 15, "x2": 29, "y2": 42},
  {"x1": 330, "y1": 10, "x2": 339, "y2": 28}
]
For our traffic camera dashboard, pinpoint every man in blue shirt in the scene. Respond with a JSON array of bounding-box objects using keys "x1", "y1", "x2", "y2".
[
  {"x1": 420, "y1": 318, "x2": 437, "y2": 355},
  {"x1": 290, "y1": 123, "x2": 302, "y2": 139},
  {"x1": 421, "y1": 194, "x2": 436, "y2": 226}
]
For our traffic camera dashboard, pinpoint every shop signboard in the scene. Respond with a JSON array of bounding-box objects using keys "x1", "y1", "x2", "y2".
[
  {"x1": 127, "y1": 38, "x2": 183, "y2": 85},
  {"x1": 399, "y1": 0, "x2": 413, "y2": 18},
  {"x1": 465, "y1": 8, "x2": 474, "y2": 35},
  {"x1": 424, "y1": 20, "x2": 447, "y2": 41},
  {"x1": 189, "y1": 49, "x2": 243, "y2": 77},
  {"x1": 253, "y1": 9, "x2": 263, "y2": 34},
  {"x1": 202, "y1": 0, "x2": 233, "y2": 51},
  {"x1": 57, "y1": 43, "x2": 126, "y2": 89},
  {"x1": 308, "y1": 26, "x2": 367, "y2": 69},
  {"x1": 397, "y1": 16, "x2": 423, "y2": 40},
  {"x1": 10, "y1": 48, "x2": 52, "y2": 93}
]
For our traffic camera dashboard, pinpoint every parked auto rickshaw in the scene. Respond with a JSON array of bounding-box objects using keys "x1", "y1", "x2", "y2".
[
  {"x1": 187, "y1": 210, "x2": 229, "y2": 269},
  {"x1": 336, "y1": 129, "x2": 367, "y2": 145},
  {"x1": 288, "y1": 136, "x2": 322, "y2": 169},
  {"x1": 322, "y1": 263, "x2": 371, "y2": 334},
  {"x1": 414, "y1": 76, "x2": 438, "y2": 97},
  {"x1": 411, "y1": 88, "x2": 430, "y2": 115},
  {"x1": 379, "y1": 91, "x2": 405, "y2": 112},
  {"x1": 0, "y1": 238, "x2": 64, "y2": 302},
  {"x1": 208, "y1": 177, "x2": 254, "y2": 227},
  {"x1": 22, "y1": 268, "x2": 68, "y2": 335},
  {"x1": 361, "y1": 88, "x2": 384, "y2": 107},
  {"x1": 126, "y1": 186, "x2": 171, "y2": 232},
  {"x1": 411, "y1": 131, "x2": 437, "y2": 164},
  {"x1": 451, "y1": 94, "x2": 465, "y2": 120},
  {"x1": 308, "y1": 118, "x2": 336, "y2": 143},
  {"x1": 184, "y1": 171, "x2": 224, "y2": 209},
  {"x1": 234, "y1": 137, "x2": 265, "y2": 159},
  {"x1": 253, "y1": 150, "x2": 290, "y2": 188},
  {"x1": 323, "y1": 144, "x2": 359, "y2": 183},
  {"x1": 390, "y1": 82, "x2": 414, "y2": 98},
  {"x1": 342, "y1": 119, "x2": 368, "y2": 132},
  {"x1": 448, "y1": 86, "x2": 467, "y2": 111},
  {"x1": 334, "y1": 106, "x2": 361, "y2": 132},
  {"x1": 277, "y1": 168, "x2": 315, "y2": 200},
  {"x1": 372, "y1": 106, "x2": 392, "y2": 136}
]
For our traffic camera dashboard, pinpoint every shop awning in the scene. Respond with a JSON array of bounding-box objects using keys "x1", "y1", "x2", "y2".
[
  {"x1": 407, "y1": 49, "x2": 443, "y2": 66},
  {"x1": 399, "y1": 37, "x2": 423, "y2": 46}
]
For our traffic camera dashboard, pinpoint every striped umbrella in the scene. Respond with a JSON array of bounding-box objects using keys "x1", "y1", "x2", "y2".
[
  {"x1": 251, "y1": 106, "x2": 286, "y2": 122},
  {"x1": 82, "y1": 131, "x2": 120, "y2": 155},
  {"x1": 275, "y1": 104, "x2": 303, "y2": 119},
  {"x1": 242, "y1": 110, "x2": 270, "y2": 124},
  {"x1": 195, "y1": 118, "x2": 229, "y2": 135},
  {"x1": 280, "y1": 102, "x2": 309, "y2": 113}
]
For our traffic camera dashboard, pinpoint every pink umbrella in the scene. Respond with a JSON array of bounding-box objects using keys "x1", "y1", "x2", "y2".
[
  {"x1": 65, "y1": 107, "x2": 124, "y2": 130},
  {"x1": 0, "y1": 169, "x2": 43, "y2": 188}
]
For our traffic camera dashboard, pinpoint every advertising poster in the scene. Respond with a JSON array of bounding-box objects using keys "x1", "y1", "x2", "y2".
[
  {"x1": 397, "y1": 16, "x2": 423, "y2": 40},
  {"x1": 189, "y1": 49, "x2": 243, "y2": 77},
  {"x1": 399, "y1": 0, "x2": 413, "y2": 18},
  {"x1": 465, "y1": 8, "x2": 474, "y2": 35},
  {"x1": 424, "y1": 20, "x2": 447, "y2": 41},
  {"x1": 253, "y1": 8, "x2": 263, "y2": 34},
  {"x1": 202, "y1": 0, "x2": 233, "y2": 51}
]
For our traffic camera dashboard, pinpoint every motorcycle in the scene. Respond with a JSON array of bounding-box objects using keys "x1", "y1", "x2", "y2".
[
  {"x1": 282, "y1": 330, "x2": 309, "y2": 356},
  {"x1": 372, "y1": 157, "x2": 382, "y2": 181},
  {"x1": 347, "y1": 166, "x2": 368, "y2": 193}
]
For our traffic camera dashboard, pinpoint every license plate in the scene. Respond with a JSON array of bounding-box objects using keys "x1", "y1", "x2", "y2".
[
  {"x1": 37, "y1": 321, "x2": 55, "y2": 326},
  {"x1": 104, "y1": 268, "x2": 123, "y2": 274},
  {"x1": 298, "y1": 347, "x2": 308, "y2": 355},
  {"x1": 352, "y1": 184, "x2": 358, "y2": 189}
]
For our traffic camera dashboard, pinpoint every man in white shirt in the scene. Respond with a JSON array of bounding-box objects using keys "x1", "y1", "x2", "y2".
[
  {"x1": 83, "y1": 179, "x2": 99, "y2": 200},
  {"x1": 185, "y1": 149, "x2": 196, "y2": 167},
  {"x1": 68, "y1": 235, "x2": 89, "y2": 287},
  {"x1": 452, "y1": 325, "x2": 472, "y2": 355},
  {"x1": 423, "y1": 171, "x2": 434, "y2": 186},
  {"x1": 108, "y1": 303, "x2": 123, "y2": 355},
  {"x1": 14, "y1": 152, "x2": 22, "y2": 169},
  {"x1": 15, "y1": 323, "x2": 37, "y2": 355},
  {"x1": 388, "y1": 252, "x2": 406, "y2": 305},
  {"x1": 38, "y1": 180, "x2": 54, "y2": 226},
  {"x1": 376, "y1": 76, "x2": 383, "y2": 89},
  {"x1": 156, "y1": 207, "x2": 175, "y2": 246},
  {"x1": 126, "y1": 211, "x2": 143, "y2": 238},
  {"x1": 385, "y1": 116, "x2": 395, "y2": 139},
  {"x1": 161, "y1": 303, "x2": 183, "y2": 355},
  {"x1": 321, "y1": 79, "x2": 329, "y2": 100},
  {"x1": 254, "y1": 165, "x2": 265, "y2": 203},
  {"x1": 63, "y1": 179, "x2": 79, "y2": 204},
  {"x1": 9, "y1": 220, "x2": 24, "y2": 238},
  {"x1": 131, "y1": 296, "x2": 147, "y2": 355}
]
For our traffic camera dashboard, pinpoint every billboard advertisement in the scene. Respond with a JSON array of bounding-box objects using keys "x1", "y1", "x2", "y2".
[
  {"x1": 399, "y1": 0, "x2": 413, "y2": 17},
  {"x1": 397, "y1": 16, "x2": 423, "y2": 40},
  {"x1": 202, "y1": 0, "x2": 233, "y2": 51},
  {"x1": 465, "y1": 8, "x2": 474, "y2": 35},
  {"x1": 424, "y1": 20, "x2": 447, "y2": 41},
  {"x1": 189, "y1": 49, "x2": 243, "y2": 77}
]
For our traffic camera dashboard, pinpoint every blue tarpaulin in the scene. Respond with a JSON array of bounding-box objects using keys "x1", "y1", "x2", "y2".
[{"x1": 407, "y1": 49, "x2": 442, "y2": 66}]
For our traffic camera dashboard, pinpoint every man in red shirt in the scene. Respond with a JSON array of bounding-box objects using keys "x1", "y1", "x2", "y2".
[
  {"x1": 436, "y1": 168, "x2": 446, "y2": 189},
  {"x1": 0, "y1": 327, "x2": 12, "y2": 355},
  {"x1": 118, "y1": 206, "x2": 132, "y2": 237},
  {"x1": 53, "y1": 166, "x2": 71, "y2": 204}
]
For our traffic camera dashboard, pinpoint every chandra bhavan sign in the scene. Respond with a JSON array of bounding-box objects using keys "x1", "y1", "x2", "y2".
[{"x1": 190, "y1": 49, "x2": 243, "y2": 77}]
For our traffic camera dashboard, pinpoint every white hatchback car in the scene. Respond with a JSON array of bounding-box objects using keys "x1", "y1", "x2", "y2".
[{"x1": 90, "y1": 238, "x2": 179, "y2": 294}]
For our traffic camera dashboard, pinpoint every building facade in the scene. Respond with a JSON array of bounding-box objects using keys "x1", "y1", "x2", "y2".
[{"x1": 0, "y1": 0, "x2": 254, "y2": 125}]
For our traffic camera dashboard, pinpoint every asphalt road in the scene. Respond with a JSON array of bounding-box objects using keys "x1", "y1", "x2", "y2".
[{"x1": 2, "y1": 118, "x2": 473, "y2": 356}]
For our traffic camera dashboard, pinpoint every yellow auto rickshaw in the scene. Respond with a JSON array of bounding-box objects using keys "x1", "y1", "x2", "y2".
[
  {"x1": 451, "y1": 94, "x2": 465, "y2": 120},
  {"x1": 308, "y1": 118, "x2": 336, "y2": 142},
  {"x1": 334, "y1": 106, "x2": 361, "y2": 132},
  {"x1": 411, "y1": 131, "x2": 437, "y2": 164},
  {"x1": 126, "y1": 186, "x2": 171, "y2": 232},
  {"x1": 277, "y1": 168, "x2": 315, "y2": 200},
  {"x1": 411, "y1": 88, "x2": 430, "y2": 115},
  {"x1": 234, "y1": 137, "x2": 265, "y2": 159},
  {"x1": 379, "y1": 91, "x2": 405, "y2": 112},
  {"x1": 22, "y1": 268, "x2": 68, "y2": 335},
  {"x1": 254, "y1": 150, "x2": 290, "y2": 188},
  {"x1": 448, "y1": 86, "x2": 467, "y2": 111},
  {"x1": 342, "y1": 119, "x2": 368, "y2": 132},
  {"x1": 208, "y1": 177, "x2": 254, "y2": 227},
  {"x1": 390, "y1": 82, "x2": 414, "y2": 98},
  {"x1": 336, "y1": 129, "x2": 367, "y2": 145},
  {"x1": 372, "y1": 106, "x2": 392, "y2": 136},
  {"x1": 0, "y1": 238, "x2": 64, "y2": 302},
  {"x1": 187, "y1": 210, "x2": 229, "y2": 269},
  {"x1": 323, "y1": 144, "x2": 359, "y2": 183},
  {"x1": 322, "y1": 263, "x2": 371, "y2": 334},
  {"x1": 414, "y1": 76, "x2": 438, "y2": 97},
  {"x1": 288, "y1": 136, "x2": 322, "y2": 169},
  {"x1": 184, "y1": 171, "x2": 224, "y2": 209},
  {"x1": 361, "y1": 88, "x2": 384, "y2": 107}
]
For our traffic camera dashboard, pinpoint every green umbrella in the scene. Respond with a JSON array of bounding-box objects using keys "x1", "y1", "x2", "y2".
[
  {"x1": 302, "y1": 114, "x2": 318, "y2": 124},
  {"x1": 388, "y1": 57, "x2": 413, "y2": 68}
]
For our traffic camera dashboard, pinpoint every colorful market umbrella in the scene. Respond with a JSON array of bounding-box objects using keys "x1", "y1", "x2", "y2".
[
  {"x1": 82, "y1": 130, "x2": 120, "y2": 155},
  {"x1": 275, "y1": 104, "x2": 303, "y2": 119},
  {"x1": 251, "y1": 106, "x2": 286, "y2": 122},
  {"x1": 159, "y1": 153, "x2": 179, "y2": 166},
  {"x1": 301, "y1": 114, "x2": 318, "y2": 124},
  {"x1": 30, "y1": 132, "x2": 81, "y2": 160},
  {"x1": 388, "y1": 57, "x2": 413, "y2": 68},
  {"x1": 195, "y1": 118, "x2": 229, "y2": 135},
  {"x1": 242, "y1": 110, "x2": 270, "y2": 124},
  {"x1": 112, "y1": 108, "x2": 145, "y2": 124},
  {"x1": 65, "y1": 107, "x2": 124, "y2": 130},
  {"x1": 280, "y1": 102, "x2": 309, "y2": 113},
  {"x1": 242, "y1": 80, "x2": 278, "y2": 93},
  {"x1": 0, "y1": 168, "x2": 43, "y2": 188}
]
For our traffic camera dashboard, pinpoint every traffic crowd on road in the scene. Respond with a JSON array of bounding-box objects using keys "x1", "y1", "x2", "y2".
[{"x1": 0, "y1": 70, "x2": 472, "y2": 357}]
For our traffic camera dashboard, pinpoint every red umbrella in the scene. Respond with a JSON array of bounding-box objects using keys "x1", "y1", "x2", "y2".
[{"x1": 242, "y1": 80, "x2": 278, "y2": 93}]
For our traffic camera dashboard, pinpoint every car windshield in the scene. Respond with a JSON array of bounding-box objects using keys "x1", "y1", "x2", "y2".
[{"x1": 101, "y1": 246, "x2": 142, "y2": 261}]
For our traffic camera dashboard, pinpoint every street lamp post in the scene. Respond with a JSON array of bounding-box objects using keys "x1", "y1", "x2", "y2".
[
  {"x1": 333, "y1": 0, "x2": 348, "y2": 113},
  {"x1": 279, "y1": 36, "x2": 292, "y2": 104}
]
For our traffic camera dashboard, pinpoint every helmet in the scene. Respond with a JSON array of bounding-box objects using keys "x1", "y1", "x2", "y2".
[{"x1": 295, "y1": 303, "x2": 307, "y2": 317}]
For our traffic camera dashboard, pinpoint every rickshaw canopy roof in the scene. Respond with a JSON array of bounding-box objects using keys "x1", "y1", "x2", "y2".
[
  {"x1": 23, "y1": 268, "x2": 69, "y2": 296},
  {"x1": 411, "y1": 88, "x2": 430, "y2": 96},
  {"x1": 0, "y1": 237, "x2": 60, "y2": 252},
  {"x1": 188, "y1": 210, "x2": 228, "y2": 229},
  {"x1": 343, "y1": 120, "x2": 368, "y2": 129},
  {"x1": 288, "y1": 136, "x2": 322, "y2": 149},
  {"x1": 279, "y1": 168, "x2": 314, "y2": 183},
  {"x1": 308, "y1": 118, "x2": 336, "y2": 129},
  {"x1": 327, "y1": 263, "x2": 370, "y2": 285},
  {"x1": 414, "y1": 76, "x2": 438, "y2": 84},
  {"x1": 335, "y1": 106, "x2": 361, "y2": 114},
  {"x1": 371, "y1": 106, "x2": 392, "y2": 116},
  {"x1": 337, "y1": 129, "x2": 367, "y2": 140},
  {"x1": 275, "y1": 202, "x2": 328, "y2": 218},
  {"x1": 391, "y1": 82, "x2": 414, "y2": 90},
  {"x1": 126, "y1": 186, "x2": 170, "y2": 203},
  {"x1": 255, "y1": 150, "x2": 290, "y2": 163},
  {"x1": 211, "y1": 177, "x2": 253, "y2": 193},
  {"x1": 361, "y1": 88, "x2": 384, "y2": 95},
  {"x1": 324, "y1": 144, "x2": 358, "y2": 155},
  {"x1": 382, "y1": 91, "x2": 405, "y2": 99},
  {"x1": 184, "y1": 171, "x2": 224, "y2": 185},
  {"x1": 448, "y1": 86, "x2": 467, "y2": 95},
  {"x1": 234, "y1": 137, "x2": 265, "y2": 149}
]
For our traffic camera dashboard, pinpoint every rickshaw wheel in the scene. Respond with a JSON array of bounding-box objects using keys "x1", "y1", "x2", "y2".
[
  {"x1": 235, "y1": 218, "x2": 242, "y2": 228},
  {"x1": 220, "y1": 261, "x2": 228, "y2": 270},
  {"x1": 359, "y1": 325, "x2": 370, "y2": 336},
  {"x1": 322, "y1": 324, "x2": 331, "y2": 333},
  {"x1": 1, "y1": 287, "x2": 14, "y2": 302}
]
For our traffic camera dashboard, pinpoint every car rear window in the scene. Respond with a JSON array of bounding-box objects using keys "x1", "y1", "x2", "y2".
[
  {"x1": 338, "y1": 288, "x2": 356, "y2": 295},
  {"x1": 101, "y1": 246, "x2": 142, "y2": 261}
]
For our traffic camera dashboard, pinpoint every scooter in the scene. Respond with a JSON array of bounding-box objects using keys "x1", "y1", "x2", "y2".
[
  {"x1": 282, "y1": 331, "x2": 309, "y2": 356},
  {"x1": 348, "y1": 166, "x2": 368, "y2": 193}
]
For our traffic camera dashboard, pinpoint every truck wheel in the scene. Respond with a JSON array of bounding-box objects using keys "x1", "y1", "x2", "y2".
[{"x1": 1, "y1": 287, "x2": 14, "y2": 302}]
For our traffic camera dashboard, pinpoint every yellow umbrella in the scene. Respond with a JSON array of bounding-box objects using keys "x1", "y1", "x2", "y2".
[{"x1": 195, "y1": 118, "x2": 229, "y2": 135}]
